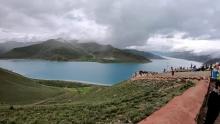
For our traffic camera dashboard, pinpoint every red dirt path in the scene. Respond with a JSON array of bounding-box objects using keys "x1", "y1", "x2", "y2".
[{"x1": 139, "y1": 80, "x2": 209, "y2": 124}]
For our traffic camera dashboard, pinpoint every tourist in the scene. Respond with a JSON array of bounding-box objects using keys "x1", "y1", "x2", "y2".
[
  {"x1": 193, "y1": 65, "x2": 197, "y2": 71},
  {"x1": 133, "y1": 72, "x2": 138, "y2": 78},
  {"x1": 201, "y1": 65, "x2": 205, "y2": 71},
  {"x1": 205, "y1": 64, "x2": 209, "y2": 70},
  {"x1": 139, "y1": 70, "x2": 142, "y2": 76},
  {"x1": 163, "y1": 68, "x2": 166, "y2": 73},
  {"x1": 204, "y1": 83, "x2": 220, "y2": 124},
  {"x1": 210, "y1": 64, "x2": 214, "y2": 78},
  {"x1": 217, "y1": 65, "x2": 220, "y2": 85},
  {"x1": 171, "y1": 67, "x2": 174, "y2": 76},
  {"x1": 211, "y1": 64, "x2": 219, "y2": 82}
]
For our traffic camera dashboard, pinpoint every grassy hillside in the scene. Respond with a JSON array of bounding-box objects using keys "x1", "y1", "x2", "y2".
[
  {"x1": 0, "y1": 40, "x2": 150, "y2": 63},
  {"x1": 0, "y1": 68, "x2": 66, "y2": 105},
  {"x1": 0, "y1": 68, "x2": 195, "y2": 123},
  {"x1": 0, "y1": 68, "x2": 101, "y2": 105},
  {"x1": 0, "y1": 40, "x2": 87, "y2": 60},
  {"x1": 0, "y1": 41, "x2": 38, "y2": 55}
]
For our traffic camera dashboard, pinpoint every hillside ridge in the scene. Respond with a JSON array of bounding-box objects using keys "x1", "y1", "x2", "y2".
[{"x1": 0, "y1": 39, "x2": 150, "y2": 63}]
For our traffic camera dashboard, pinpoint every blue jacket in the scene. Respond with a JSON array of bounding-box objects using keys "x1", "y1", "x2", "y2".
[{"x1": 211, "y1": 69, "x2": 219, "y2": 79}]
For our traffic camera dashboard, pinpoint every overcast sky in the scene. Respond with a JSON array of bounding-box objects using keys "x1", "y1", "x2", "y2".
[{"x1": 0, "y1": 0, "x2": 220, "y2": 53}]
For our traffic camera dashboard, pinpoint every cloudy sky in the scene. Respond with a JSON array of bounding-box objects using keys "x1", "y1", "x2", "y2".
[{"x1": 0, "y1": 0, "x2": 220, "y2": 53}]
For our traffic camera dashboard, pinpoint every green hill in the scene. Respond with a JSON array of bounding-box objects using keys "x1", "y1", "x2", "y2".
[
  {"x1": 0, "y1": 68, "x2": 194, "y2": 123},
  {"x1": 0, "y1": 41, "x2": 37, "y2": 54},
  {"x1": 0, "y1": 68, "x2": 66, "y2": 105},
  {"x1": 0, "y1": 68, "x2": 99, "y2": 105},
  {"x1": 0, "y1": 39, "x2": 150, "y2": 63}
]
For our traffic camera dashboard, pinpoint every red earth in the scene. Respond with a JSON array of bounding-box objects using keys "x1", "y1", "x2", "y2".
[{"x1": 139, "y1": 80, "x2": 209, "y2": 124}]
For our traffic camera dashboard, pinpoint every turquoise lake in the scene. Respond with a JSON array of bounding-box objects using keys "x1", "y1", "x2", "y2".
[{"x1": 0, "y1": 57, "x2": 202, "y2": 85}]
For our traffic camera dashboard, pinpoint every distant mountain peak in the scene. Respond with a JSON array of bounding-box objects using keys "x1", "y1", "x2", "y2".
[{"x1": 0, "y1": 40, "x2": 150, "y2": 63}]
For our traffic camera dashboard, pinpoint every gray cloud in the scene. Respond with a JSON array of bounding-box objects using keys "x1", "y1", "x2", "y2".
[{"x1": 0, "y1": 0, "x2": 220, "y2": 52}]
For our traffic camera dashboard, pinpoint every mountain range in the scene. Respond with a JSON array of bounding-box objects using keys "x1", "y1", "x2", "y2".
[
  {"x1": 0, "y1": 41, "x2": 38, "y2": 54},
  {"x1": 0, "y1": 39, "x2": 159, "y2": 63},
  {"x1": 155, "y1": 51, "x2": 213, "y2": 63},
  {"x1": 1, "y1": 40, "x2": 219, "y2": 64}
]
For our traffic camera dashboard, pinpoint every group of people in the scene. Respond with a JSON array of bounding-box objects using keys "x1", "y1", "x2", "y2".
[
  {"x1": 134, "y1": 64, "x2": 209, "y2": 78},
  {"x1": 204, "y1": 63, "x2": 220, "y2": 124},
  {"x1": 163, "y1": 64, "x2": 210, "y2": 77},
  {"x1": 164, "y1": 66, "x2": 189, "y2": 76},
  {"x1": 132, "y1": 70, "x2": 158, "y2": 78},
  {"x1": 163, "y1": 66, "x2": 190, "y2": 73}
]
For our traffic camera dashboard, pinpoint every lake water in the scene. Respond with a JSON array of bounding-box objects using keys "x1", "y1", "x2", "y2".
[{"x1": 0, "y1": 57, "x2": 202, "y2": 85}]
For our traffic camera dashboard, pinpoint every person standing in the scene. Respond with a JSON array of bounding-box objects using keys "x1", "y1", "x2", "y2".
[
  {"x1": 216, "y1": 65, "x2": 220, "y2": 86},
  {"x1": 163, "y1": 68, "x2": 166, "y2": 73},
  {"x1": 204, "y1": 83, "x2": 220, "y2": 124},
  {"x1": 171, "y1": 67, "x2": 174, "y2": 76},
  {"x1": 210, "y1": 64, "x2": 213, "y2": 79},
  {"x1": 211, "y1": 64, "x2": 219, "y2": 82},
  {"x1": 193, "y1": 65, "x2": 197, "y2": 71}
]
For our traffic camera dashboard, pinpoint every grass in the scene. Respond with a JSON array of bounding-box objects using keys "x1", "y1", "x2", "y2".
[
  {"x1": 0, "y1": 69, "x2": 66, "y2": 105},
  {"x1": 0, "y1": 68, "x2": 195, "y2": 123}
]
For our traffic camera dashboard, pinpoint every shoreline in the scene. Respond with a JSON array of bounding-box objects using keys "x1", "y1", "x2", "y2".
[
  {"x1": 0, "y1": 67, "x2": 111, "y2": 86},
  {"x1": 0, "y1": 58, "x2": 151, "y2": 64},
  {"x1": 33, "y1": 78, "x2": 112, "y2": 86}
]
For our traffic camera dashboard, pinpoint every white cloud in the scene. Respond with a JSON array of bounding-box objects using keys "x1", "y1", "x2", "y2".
[
  {"x1": 0, "y1": 9, "x2": 110, "y2": 43},
  {"x1": 49, "y1": 9, "x2": 110, "y2": 41},
  {"x1": 126, "y1": 32, "x2": 220, "y2": 55}
]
